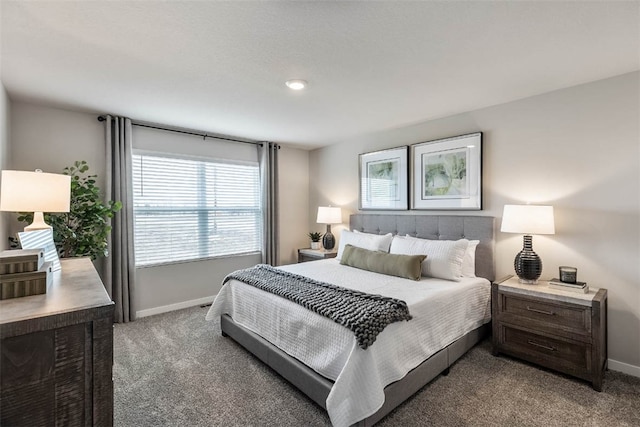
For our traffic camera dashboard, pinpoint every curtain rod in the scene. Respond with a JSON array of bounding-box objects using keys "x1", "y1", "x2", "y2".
[{"x1": 97, "y1": 115, "x2": 270, "y2": 147}]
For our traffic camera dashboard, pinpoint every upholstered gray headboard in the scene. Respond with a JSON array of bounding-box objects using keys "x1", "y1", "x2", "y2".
[{"x1": 350, "y1": 214, "x2": 495, "y2": 282}]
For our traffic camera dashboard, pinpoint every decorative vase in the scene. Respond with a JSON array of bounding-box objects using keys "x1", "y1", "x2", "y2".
[{"x1": 514, "y1": 235, "x2": 542, "y2": 284}]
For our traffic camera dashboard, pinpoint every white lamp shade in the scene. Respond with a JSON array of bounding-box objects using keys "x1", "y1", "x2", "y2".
[
  {"x1": 316, "y1": 206, "x2": 342, "y2": 224},
  {"x1": 500, "y1": 204, "x2": 555, "y2": 235},
  {"x1": 0, "y1": 170, "x2": 71, "y2": 213}
]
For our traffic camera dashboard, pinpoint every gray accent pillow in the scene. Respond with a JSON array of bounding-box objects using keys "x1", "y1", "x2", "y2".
[{"x1": 340, "y1": 244, "x2": 426, "y2": 281}]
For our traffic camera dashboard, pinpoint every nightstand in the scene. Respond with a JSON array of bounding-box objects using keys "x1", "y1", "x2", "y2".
[
  {"x1": 297, "y1": 248, "x2": 337, "y2": 263},
  {"x1": 492, "y1": 276, "x2": 607, "y2": 391}
]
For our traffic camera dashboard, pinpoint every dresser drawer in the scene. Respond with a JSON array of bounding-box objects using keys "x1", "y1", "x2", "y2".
[
  {"x1": 499, "y1": 292, "x2": 590, "y2": 338},
  {"x1": 501, "y1": 325, "x2": 591, "y2": 378}
]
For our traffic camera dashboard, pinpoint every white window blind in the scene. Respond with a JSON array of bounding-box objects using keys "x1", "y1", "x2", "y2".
[{"x1": 132, "y1": 152, "x2": 262, "y2": 267}]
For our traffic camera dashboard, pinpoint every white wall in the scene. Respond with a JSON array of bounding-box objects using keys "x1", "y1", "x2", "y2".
[
  {"x1": 9, "y1": 101, "x2": 105, "y2": 274},
  {"x1": 0, "y1": 83, "x2": 10, "y2": 250},
  {"x1": 278, "y1": 146, "x2": 310, "y2": 265},
  {"x1": 8, "y1": 101, "x2": 308, "y2": 314},
  {"x1": 135, "y1": 253, "x2": 261, "y2": 315},
  {"x1": 309, "y1": 72, "x2": 640, "y2": 373},
  {"x1": 9, "y1": 102, "x2": 105, "y2": 188}
]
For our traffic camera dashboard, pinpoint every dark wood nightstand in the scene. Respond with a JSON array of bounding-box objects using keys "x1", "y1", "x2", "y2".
[
  {"x1": 492, "y1": 276, "x2": 607, "y2": 391},
  {"x1": 297, "y1": 248, "x2": 337, "y2": 263}
]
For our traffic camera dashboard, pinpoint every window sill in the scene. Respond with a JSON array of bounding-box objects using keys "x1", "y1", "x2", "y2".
[{"x1": 135, "y1": 251, "x2": 261, "y2": 269}]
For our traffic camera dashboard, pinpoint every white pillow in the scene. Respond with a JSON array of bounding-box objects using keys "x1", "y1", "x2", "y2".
[
  {"x1": 462, "y1": 240, "x2": 480, "y2": 277},
  {"x1": 337, "y1": 230, "x2": 393, "y2": 260},
  {"x1": 390, "y1": 235, "x2": 469, "y2": 281}
]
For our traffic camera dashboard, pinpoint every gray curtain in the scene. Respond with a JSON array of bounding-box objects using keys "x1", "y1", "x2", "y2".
[
  {"x1": 258, "y1": 142, "x2": 279, "y2": 265},
  {"x1": 104, "y1": 115, "x2": 136, "y2": 323}
]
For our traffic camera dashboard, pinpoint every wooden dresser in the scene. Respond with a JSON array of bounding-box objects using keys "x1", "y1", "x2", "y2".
[
  {"x1": 0, "y1": 257, "x2": 114, "y2": 426},
  {"x1": 492, "y1": 276, "x2": 607, "y2": 391}
]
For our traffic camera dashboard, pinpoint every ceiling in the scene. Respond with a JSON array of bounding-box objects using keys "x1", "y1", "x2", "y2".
[{"x1": 1, "y1": 1, "x2": 638, "y2": 149}]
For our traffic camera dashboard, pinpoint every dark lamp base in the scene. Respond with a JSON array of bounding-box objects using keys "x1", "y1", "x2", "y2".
[
  {"x1": 322, "y1": 224, "x2": 336, "y2": 250},
  {"x1": 322, "y1": 232, "x2": 335, "y2": 250},
  {"x1": 514, "y1": 235, "x2": 542, "y2": 284}
]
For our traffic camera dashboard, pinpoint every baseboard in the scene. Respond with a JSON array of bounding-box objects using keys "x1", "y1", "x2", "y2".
[
  {"x1": 136, "y1": 295, "x2": 216, "y2": 318},
  {"x1": 608, "y1": 358, "x2": 640, "y2": 378}
]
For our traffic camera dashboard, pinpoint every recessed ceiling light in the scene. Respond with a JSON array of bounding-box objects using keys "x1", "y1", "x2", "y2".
[{"x1": 286, "y1": 79, "x2": 307, "y2": 90}]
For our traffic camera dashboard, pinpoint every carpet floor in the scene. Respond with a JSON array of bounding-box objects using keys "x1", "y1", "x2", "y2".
[{"x1": 114, "y1": 306, "x2": 640, "y2": 427}]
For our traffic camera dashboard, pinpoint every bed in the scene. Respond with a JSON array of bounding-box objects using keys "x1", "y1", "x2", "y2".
[{"x1": 207, "y1": 214, "x2": 495, "y2": 426}]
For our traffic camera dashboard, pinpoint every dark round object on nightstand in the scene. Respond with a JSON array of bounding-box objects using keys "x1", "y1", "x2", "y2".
[
  {"x1": 514, "y1": 235, "x2": 542, "y2": 283},
  {"x1": 322, "y1": 232, "x2": 336, "y2": 250}
]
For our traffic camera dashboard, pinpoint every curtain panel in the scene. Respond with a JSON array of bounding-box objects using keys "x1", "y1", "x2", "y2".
[
  {"x1": 258, "y1": 142, "x2": 279, "y2": 265},
  {"x1": 104, "y1": 115, "x2": 136, "y2": 323}
]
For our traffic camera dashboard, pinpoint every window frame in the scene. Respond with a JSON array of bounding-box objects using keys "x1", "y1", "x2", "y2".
[{"x1": 131, "y1": 149, "x2": 263, "y2": 268}]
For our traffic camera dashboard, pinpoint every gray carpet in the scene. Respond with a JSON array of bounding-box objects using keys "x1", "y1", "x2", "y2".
[{"x1": 114, "y1": 306, "x2": 640, "y2": 427}]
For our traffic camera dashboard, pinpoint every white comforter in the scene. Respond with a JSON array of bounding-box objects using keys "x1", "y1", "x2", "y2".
[{"x1": 206, "y1": 259, "x2": 491, "y2": 427}]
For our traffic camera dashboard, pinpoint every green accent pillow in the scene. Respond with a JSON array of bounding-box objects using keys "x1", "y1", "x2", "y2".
[{"x1": 339, "y1": 244, "x2": 426, "y2": 281}]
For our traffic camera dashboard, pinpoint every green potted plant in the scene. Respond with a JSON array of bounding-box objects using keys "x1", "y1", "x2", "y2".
[
  {"x1": 17, "y1": 161, "x2": 122, "y2": 260},
  {"x1": 308, "y1": 231, "x2": 323, "y2": 250}
]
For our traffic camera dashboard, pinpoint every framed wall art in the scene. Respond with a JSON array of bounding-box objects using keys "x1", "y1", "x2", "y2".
[
  {"x1": 410, "y1": 132, "x2": 482, "y2": 210},
  {"x1": 359, "y1": 146, "x2": 409, "y2": 210}
]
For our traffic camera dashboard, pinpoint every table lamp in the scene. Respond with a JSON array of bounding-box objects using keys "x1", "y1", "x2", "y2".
[
  {"x1": 500, "y1": 204, "x2": 555, "y2": 284},
  {"x1": 0, "y1": 169, "x2": 71, "y2": 231},
  {"x1": 316, "y1": 206, "x2": 342, "y2": 250}
]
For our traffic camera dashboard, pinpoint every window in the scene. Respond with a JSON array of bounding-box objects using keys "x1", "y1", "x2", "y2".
[{"x1": 132, "y1": 152, "x2": 262, "y2": 267}]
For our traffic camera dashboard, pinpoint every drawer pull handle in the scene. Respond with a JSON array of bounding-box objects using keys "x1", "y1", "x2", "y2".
[
  {"x1": 526, "y1": 306, "x2": 555, "y2": 316},
  {"x1": 527, "y1": 340, "x2": 557, "y2": 352}
]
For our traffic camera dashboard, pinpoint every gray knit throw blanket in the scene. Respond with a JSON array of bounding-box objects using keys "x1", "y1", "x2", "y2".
[{"x1": 223, "y1": 264, "x2": 412, "y2": 350}]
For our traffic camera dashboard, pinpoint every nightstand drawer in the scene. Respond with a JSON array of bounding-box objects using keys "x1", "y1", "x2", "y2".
[
  {"x1": 500, "y1": 293, "x2": 590, "y2": 337},
  {"x1": 502, "y1": 326, "x2": 590, "y2": 376}
]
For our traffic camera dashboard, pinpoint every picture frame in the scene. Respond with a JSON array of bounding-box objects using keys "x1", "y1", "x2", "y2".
[
  {"x1": 410, "y1": 132, "x2": 482, "y2": 210},
  {"x1": 17, "y1": 228, "x2": 61, "y2": 271},
  {"x1": 359, "y1": 146, "x2": 409, "y2": 210}
]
